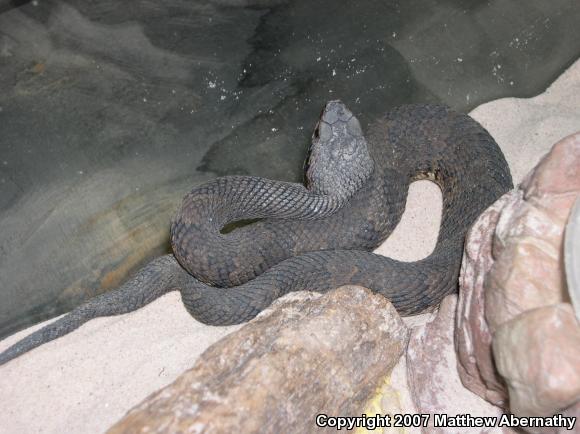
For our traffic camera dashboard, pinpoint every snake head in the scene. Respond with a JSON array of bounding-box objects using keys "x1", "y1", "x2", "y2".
[{"x1": 304, "y1": 100, "x2": 374, "y2": 200}]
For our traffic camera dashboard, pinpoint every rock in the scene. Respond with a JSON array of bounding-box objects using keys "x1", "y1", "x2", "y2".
[
  {"x1": 492, "y1": 304, "x2": 580, "y2": 418},
  {"x1": 521, "y1": 133, "x2": 580, "y2": 210},
  {"x1": 486, "y1": 195, "x2": 569, "y2": 331},
  {"x1": 566, "y1": 196, "x2": 580, "y2": 322},
  {"x1": 108, "y1": 286, "x2": 409, "y2": 434},
  {"x1": 355, "y1": 366, "x2": 420, "y2": 434},
  {"x1": 345, "y1": 314, "x2": 430, "y2": 434},
  {"x1": 407, "y1": 295, "x2": 509, "y2": 434},
  {"x1": 486, "y1": 133, "x2": 580, "y2": 329},
  {"x1": 456, "y1": 193, "x2": 513, "y2": 407},
  {"x1": 560, "y1": 402, "x2": 580, "y2": 434},
  {"x1": 456, "y1": 132, "x2": 580, "y2": 413}
]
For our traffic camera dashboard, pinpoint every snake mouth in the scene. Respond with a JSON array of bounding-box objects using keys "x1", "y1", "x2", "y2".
[
  {"x1": 312, "y1": 120, "x2": 321, "y2": 140},
  {"x1": 303, "y1": 134, "x2": 316, "y2": 186},
  {"x1": 303, "y1": 116, "x2": 325, "y2": 185}
]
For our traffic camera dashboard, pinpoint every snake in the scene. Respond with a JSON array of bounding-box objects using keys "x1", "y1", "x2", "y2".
[{"x1": 0, "y1": 101, "x2": 512, "y2": 365}]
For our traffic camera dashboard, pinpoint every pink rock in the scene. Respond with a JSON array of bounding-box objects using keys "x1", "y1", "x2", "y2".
[
  {"x1": 560, "y1": 402, "x2": 580, "y2": 434},
  {"x1": 492, "y1": 304, "x2": 580, "y2": 418},
  {"x1": 456, "y1": 193, "x2": 513, "y2": 407},
  {"x1": 521, "y1": 133, "x2": 580, "y2": 200},
  {"x1": 408, "y1": 295, "x2": 511, "y2": 433},
  {"x1": 486, "y1": 134, "x2": 579, "y2": 328},
  {"x1": 456, "y1": 132, "x2": 580, "y2": 415},
  {"x1": 485, "y1": 233, "x2": 566, "y2": 332}
]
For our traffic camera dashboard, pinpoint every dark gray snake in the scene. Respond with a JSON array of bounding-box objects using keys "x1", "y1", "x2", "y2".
[{"x1": 0, "y1": 101, "x2": 512, "y2": 365}]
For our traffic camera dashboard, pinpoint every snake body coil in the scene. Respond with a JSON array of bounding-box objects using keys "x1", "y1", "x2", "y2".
[{"x1": 0, "y1": 101, "x2": 512, "y2": 365}]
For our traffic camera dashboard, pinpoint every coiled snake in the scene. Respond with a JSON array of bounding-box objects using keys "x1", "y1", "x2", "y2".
[{"x1": 0, "y1": 101, "x2": 512, "y2": 365}]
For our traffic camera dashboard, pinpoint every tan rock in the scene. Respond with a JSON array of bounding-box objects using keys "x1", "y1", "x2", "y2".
[
  {"x1": 493, "y1": 304, "x2": 580, "y2": 418},
  {"x1": 350, "y1": 317, "x2": 429, "y2": 434},
  {"x1": 108, "y1": 286, "x2": 409, "y2": 434},
  {"x1": 353, "y1": 368, "x2": 420, "y2": 434}
]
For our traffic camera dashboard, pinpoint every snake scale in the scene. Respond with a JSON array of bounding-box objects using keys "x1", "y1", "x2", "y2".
[{"x1": 0, "y1": 101, "x2": 512, "y2": 365}]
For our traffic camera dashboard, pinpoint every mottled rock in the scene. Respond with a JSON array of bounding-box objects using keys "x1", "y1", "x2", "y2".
[
  {"x1": 354, "y1": 369, "x2": 419, "y2": 434},
  {"x1": 456, "y1": 193, "x2": 513, "y2": 407},
  {"x1": 108, "y1": 286, "x2": 409, "y2": 434},
  {"x1": 521, "y1": 132, "x2": 580, "y2": 207},
  {"x1": 407, "y1": 295, "x2": 509, "y2": 434},
  {"x1": 486, "y1": 133, "x2": 580, "y2": 329},
  {"x1": 348, "y1": 316, "x2": 429, "y2": 434},
  {"x1": 566, "y1": 196, "x2": 580, "y2": 322},
  {"x1": 559, "y1": 402, "x2": 580, "y2": 434},
  {"x1": 493, "y1": 304, "x2": 580, "y2": 418},
  {"x1": 457, "y1": 132, "x2": 580, "y2": 413}
]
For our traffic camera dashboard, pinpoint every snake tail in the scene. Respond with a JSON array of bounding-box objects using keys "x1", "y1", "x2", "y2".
[{"x1": 0, "y1": 255, "x2": 183, "y2": 366}]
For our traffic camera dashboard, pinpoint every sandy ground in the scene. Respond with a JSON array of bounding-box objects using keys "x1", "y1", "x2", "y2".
[{"x1": 1, "y1": 58, "x2": 579, "y2": 434}]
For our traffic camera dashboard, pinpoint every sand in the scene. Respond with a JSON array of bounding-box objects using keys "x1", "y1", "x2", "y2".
[{"x1": 1, "y1": 58, "x2": 579, "y2": 434}]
